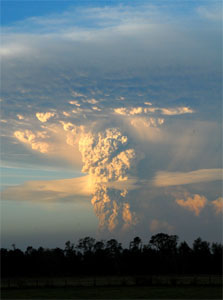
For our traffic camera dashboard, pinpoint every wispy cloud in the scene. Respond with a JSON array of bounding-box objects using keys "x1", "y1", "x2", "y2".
[
  {"x1": 1, "y1": 175, "x2": 92, "y2": 203},
  {"x1": 114, "y1": 106, "x2": 194, "y2": 116},
  {"x1": 153, "y1": 169, "x2": 222, "y2": 187},
  {"x1": 197, "y1": 3, "x2": 222, "y2": 21}
]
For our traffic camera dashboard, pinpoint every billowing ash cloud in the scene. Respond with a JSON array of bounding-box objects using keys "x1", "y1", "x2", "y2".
[
  {"x1": 14, "y1": 130, "x2": 49, "y2": 153},
  {"x1": 78, "y1": 128, "x2": 138, "y2": 232}
]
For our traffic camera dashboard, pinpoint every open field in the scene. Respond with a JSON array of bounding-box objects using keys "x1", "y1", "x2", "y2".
[
  {"x1": 1, "y1": 276, "x2": 222, "y2": 299},
  {"x1": 1, "y1": 275, "x2": 222, "y2": 289},
  {"x1": 1, "y1": 286, "x2": 223, "y2": 299}
]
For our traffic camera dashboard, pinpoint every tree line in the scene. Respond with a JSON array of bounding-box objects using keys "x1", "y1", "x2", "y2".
[{"x1": 1, "y1": 233, "x2": 222, "y2": 277}]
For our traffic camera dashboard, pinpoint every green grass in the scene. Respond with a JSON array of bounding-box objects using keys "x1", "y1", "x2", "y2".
[{"x1": 1, "y1": 286, "x2": 222, "y2": 299}]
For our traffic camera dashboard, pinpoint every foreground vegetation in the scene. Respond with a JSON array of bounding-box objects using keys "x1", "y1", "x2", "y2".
[
  {"x1": 1, "y1": 233, "x2": 222, "y2": 299},
  {"x1": 1, "y1": 233, "x2": 222, "y2": 277},
  {"x1": 2, "y1": 286, "x2": 222, "y2": 299}
]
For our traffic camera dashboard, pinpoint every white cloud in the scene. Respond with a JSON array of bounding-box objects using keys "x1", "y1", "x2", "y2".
[
  {"x1": 197, "y1": 4, "x2": 222, "y2": 21},
  {"x1": 0, "y1": 44, "x2": 30, "y2": 57}
]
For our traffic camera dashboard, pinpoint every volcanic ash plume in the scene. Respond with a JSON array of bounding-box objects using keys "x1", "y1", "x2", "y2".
[{"x1": 78, "y1": 128, "x2": 137, "y2": 231}]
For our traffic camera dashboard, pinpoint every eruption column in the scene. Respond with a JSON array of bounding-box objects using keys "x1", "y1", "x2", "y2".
[{"x1": 79, "y1": 128, "x2": 137, "y2": 231}]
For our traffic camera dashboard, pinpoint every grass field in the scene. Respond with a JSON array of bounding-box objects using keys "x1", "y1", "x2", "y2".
[
  {"x1": 1, "y1": 275, "x2": 222, "y2": 289},
  {"x1": 1, "y1": 286, "x2": 223, "y2": 299}
]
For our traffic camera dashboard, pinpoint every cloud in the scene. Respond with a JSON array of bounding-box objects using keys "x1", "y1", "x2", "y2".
[
  {"x1": 71, "y1": 91, "x2": 86, "y2": 98},
  {"x1": 63, "y1": 111, "x2": 71, "y2": 117},
  {"x1": 130, "y1": 117, "x2": 164, "y2": 129},
  {"x1": 176, "y1": 194, "x2": 207, "y2": 216},
  {"x1": 197, "y1": 4, "x2": 222, "y2": 21},
  {"x1": 17, "y1": 114, "x2": 24, "y2": 120},
  {"x1": 0, "y1": 44, "x2": 30, "y2": 57},
  {"x1": 158, "y1": 107, "x2": 194, "y2": 115},
  {"x1": 1, "y1": 1, "x2": 221, "y2": 242},
  {"x1": 150, "y1": 219, "x2": 174, "y2": 234},
  {"x1": 14, "y1": 130, "x2": 49, "y2": 153},
  {"x1": 1, "y1": 175, "x2": 92, "y2": 203},
  {"x1": 84, "y1": 99, "x2": 98, "y2": 104},
  {"x1": 78, "y1": 127, "x2": 139, "y2": 231},
  {"x1": 36, "y1": 112, "x2": 55, "y2": 123},
  {"x1": 92, "y1": 106, "x2": 101, "y2": 111},
  {"x1": 212, "y1": 197, "x2": 223, "y2": 215},
  {"x1": 114, "y1": 106, "x2": 194, "y2": 116},
  {"x1": 69, "y1": 101, "x2": 81, "y2": 106},
  {"x1": 153, "y1": 169, "x2": 222, "y2": 187}
]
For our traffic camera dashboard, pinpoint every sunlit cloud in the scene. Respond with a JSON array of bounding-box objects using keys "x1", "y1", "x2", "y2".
[
  {"x1": 1, "y1": 0, "x2": 221, "y2": 242},
  {"x1": 114, "y1": 106, "x2": 194, "y2": 116},
  {"x1": 212, "y1": 197, "x2": 223, "y2": 215},
  {"x1": 153, "y1": 169, "x2": 222, "y2": 187},
  {"x1": 84, "y1": 99, "x2": 98, "y2": 104},
  {"x1": 14, "y1": 130, "x2": 50, "y2": 153},
  {"x1": 79, "y1": 127, "x2": 139, "y2": 231},
  {"x1": 69, "y1": 100, "x2": 81, "y2": 106},
  {"x1": 176, "y1": 194, "x2": 207, "y2": 216},
  {"x1": 17, "y1": 114, "x2": 24, "y2": 120},
  {"x1": 36, "y1": 112, "x2": 55, "y2": 123},
  {"x1": 1, "y1": 175, "x2": 92, "y2": 203}
]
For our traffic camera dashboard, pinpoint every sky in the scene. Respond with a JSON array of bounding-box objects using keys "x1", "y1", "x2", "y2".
[{"x1": 0, "y1": 0, "x2": 222, "y2": 250}]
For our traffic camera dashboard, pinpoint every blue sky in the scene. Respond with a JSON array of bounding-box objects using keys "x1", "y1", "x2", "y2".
[{"x1": 1, "y1": 0, "x2": 222, "y2": 249}]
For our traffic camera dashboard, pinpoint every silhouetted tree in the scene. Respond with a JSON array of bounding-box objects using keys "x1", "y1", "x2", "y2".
[
  {"x1": 150, "y1": 233, "x2": 178, "y2": 254},
  {"x1": 211, "y1": 242, "x2": 223, "y2": 274},
  {"x1": 76, "y1": 237, "x2": 96, "y2": 254},
  {"x1": 1, "y1": 233, "x2": 222, "y2": 278},
  {"x1": 106, "y1": 239, "x2": 122, "y2": 256},
  {"x1": 129, "y1": 236, "x2": 142, "y2": 252},
  {"x1": 178, "y1": 241, "x2": 192, "y2": 274}
]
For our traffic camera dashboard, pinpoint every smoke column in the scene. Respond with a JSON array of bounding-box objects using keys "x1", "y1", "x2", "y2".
[{"x1": 78, "y1": 128, "x2": 137, "y2": 231}]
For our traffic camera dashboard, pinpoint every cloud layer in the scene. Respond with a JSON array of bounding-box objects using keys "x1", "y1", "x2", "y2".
[
  {"x1": 153, "y1": 169, "x2": 222, "y2": 187},
  {"x1": 1, "y1": 1, "x2": 222, "y2": 241}
]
